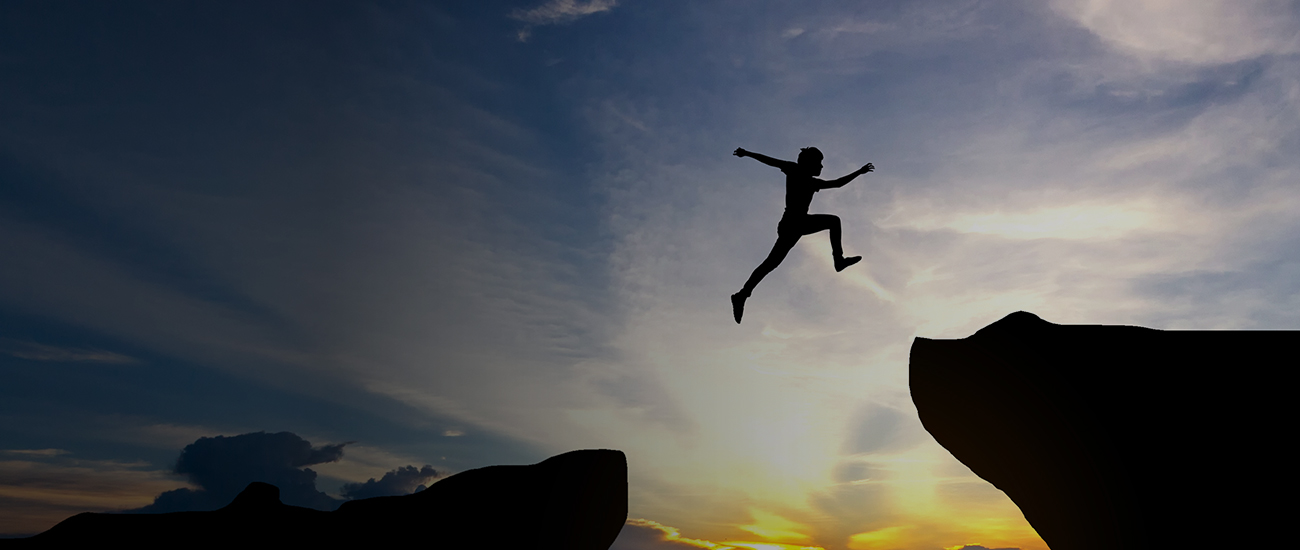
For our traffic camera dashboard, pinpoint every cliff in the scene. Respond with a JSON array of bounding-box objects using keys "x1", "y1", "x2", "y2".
[{"x1": 910, "y1": 312, "x2": 1289, "y2": 549}]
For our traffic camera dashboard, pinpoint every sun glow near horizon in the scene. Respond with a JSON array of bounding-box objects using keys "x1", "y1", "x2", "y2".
[{"x1": 583, "y1": 265, "x2": 1053, "y2": 549}]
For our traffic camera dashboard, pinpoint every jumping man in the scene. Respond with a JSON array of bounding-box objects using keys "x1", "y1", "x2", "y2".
[{"x1": 730, "y1": 147, "x2": 874, "y2": 323}]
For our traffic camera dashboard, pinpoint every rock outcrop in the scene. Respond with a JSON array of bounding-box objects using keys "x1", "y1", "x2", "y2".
[
  {"x1": 15, "y1": 449, "x2": 627, "y2": 549},
  {"x1": 910, "y1": 312, "x2": 1289, "y2": 550}
]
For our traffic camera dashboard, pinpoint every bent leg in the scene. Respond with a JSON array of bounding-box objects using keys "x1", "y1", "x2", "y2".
[
  {"x1": 802, "y1": 214, "x2": 843, "y2": 258},
  {"x1": 740, "y1": 234, "x2": 800, "y2": 296},
  {"x1": 805, "y1": 214, "x2": 860, "y2": 271}
]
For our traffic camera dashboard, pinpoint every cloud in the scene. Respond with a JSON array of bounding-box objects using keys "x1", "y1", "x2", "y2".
[
  {"x1": 0, "y1": 449, "x2": 70, "y2": 458},
  {"x1": 126, "y1": 432, "x2": 445, "y2": 514},
  {"x1": 339, "y1": 464, "x2": 438, "y2": 500},
  {"x1": 847, "y1": 526, "x2": 914, "y2": 549},
  {"x1": 842, "y1": 403, "x2": 925, "y2": 456},
  {"x1": 609, "y1": 518, "x2": 718, "y2": 549},
  {"x1": 1, "y1": 339, "x2": 138, "y2": 364},
  {"x1": 510, "y1": 0, "x2": 617, "y2": 25},
  {"x1": 510, "y1": 0, "x2": 618, "y2": 41},
  {"x1": 609, "y1": 518, "x2": 826, "y2": 550},
  {"x1": 129, "y1": 432, "x2": 347, "y2": 513},
  {"x1": 879, "y1": 199, "x2": 1174, "y2": 241},
  {"x1": 1050, "y1": 0, "x2": 1300, "y2": 63}
]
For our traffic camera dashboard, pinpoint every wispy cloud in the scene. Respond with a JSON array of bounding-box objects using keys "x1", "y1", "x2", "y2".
[
  {"x1": 610, "y1": 518, "x2": 826, "y2": 550},
  {"x1": 1050, "y1": 0, "x2": 1300, "y2": 63},
  {"x1": 510, "y1": 0, "x2": 618, "y2": 41},
  {"x1": 511, "y1": 0, "x2": 618, "y2": 25},
  {"x1": 1, "y1": 340, "x2": 139, "y2": 364},
  {"x1": 0, "y1": 449, "x2": 71, "y2": 458}
]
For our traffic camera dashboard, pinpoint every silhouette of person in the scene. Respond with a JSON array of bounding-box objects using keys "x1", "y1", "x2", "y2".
[{"x1": 730, "y1": 147, "x2": 873, "y2": 323}]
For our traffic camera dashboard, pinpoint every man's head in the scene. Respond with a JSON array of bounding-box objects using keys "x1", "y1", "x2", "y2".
[{"x1": 798, "y1": 147, "x2": 824, "y2": 175}]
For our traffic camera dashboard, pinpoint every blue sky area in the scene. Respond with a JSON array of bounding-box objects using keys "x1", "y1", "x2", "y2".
[{"x1": 3, "y1": 2, "x2": 1299, "y2": 548}]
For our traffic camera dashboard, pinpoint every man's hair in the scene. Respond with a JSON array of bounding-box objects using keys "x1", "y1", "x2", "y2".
[{"x1": 798, "y1": 147, "x2": 823, "y2": 164}]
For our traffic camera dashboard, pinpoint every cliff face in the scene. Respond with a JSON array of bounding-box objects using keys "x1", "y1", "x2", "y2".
[
  {"x1": 16, "y1": 449, "x2": 627, "y2": 549},
  {"x1": 910, "y1": 312, "x2": 1289, "y2": 550}
]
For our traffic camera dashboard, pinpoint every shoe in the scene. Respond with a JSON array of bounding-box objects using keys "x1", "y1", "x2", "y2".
[
  {"x1": 834, "y1": 256, "x2": 862, "y2": 272},
  {"x1": 730, "y1": 292, "x2": 747, "y2": 324}
]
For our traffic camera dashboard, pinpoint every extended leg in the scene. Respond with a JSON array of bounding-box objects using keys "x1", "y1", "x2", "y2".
[
  {"x1": 732, "y1": 234, "x2": 799, "y2": 323},
  {"x1": 741, "y1": 234, "x2": 799, "y2": 296}
]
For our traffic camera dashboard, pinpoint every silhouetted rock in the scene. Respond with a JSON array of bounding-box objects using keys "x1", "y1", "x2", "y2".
[
  {"x1": 337, "y1": 448, "x2": 628, "y2": 548},
  {"x1": 910, "y1": 312, "x2": 1289, "y2": 550},
  {"x1": 11, "y1": 449, "x2": 627, "y2": 548}
]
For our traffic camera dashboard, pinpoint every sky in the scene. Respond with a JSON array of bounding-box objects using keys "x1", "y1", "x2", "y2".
[{"x1": 2, "y1": 0, "x2": 1299, "y2": 548}]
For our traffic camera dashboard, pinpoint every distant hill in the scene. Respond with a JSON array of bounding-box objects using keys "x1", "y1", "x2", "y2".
[{"x1": 7, "y1": 449, "x2": 627, "y2": 549}]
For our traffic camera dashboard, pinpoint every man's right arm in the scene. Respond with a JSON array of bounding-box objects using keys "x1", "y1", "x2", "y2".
[
  {"x1": 819, "y1": 163, "x2": 874, "y2": 189},
  {"x1": 734, "y1": 148, "x2": 793, "y2": 170}
]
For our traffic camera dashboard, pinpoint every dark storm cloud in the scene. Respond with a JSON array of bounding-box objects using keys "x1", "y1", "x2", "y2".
[
  {"x1": 340, "y1": 464, "x2": 438, "y2": 500},
  {"x1": 130, "y1": 432, "x2": 346, "y2": 513}
]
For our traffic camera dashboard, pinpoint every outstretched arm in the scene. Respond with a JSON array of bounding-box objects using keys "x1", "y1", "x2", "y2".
[
  {"x1": 734, "y1": 148, "x2": 794, "y2": 170},
  {"x1": 820, "y1": 162, "x2": 874, "y2": 189}
]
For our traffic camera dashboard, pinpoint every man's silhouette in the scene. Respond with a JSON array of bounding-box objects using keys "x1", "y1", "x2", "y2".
[{"x1": 730, "y1": 147, "x2": 873, "y2": 323}]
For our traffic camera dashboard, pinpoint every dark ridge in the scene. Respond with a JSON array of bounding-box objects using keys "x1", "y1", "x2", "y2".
[
  {"x1": 6, "y1": 449, "x2": 627, "y2": 549},
  {"x1": 910, "y1": 312, "x2": 1289, "y2": 549}
]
